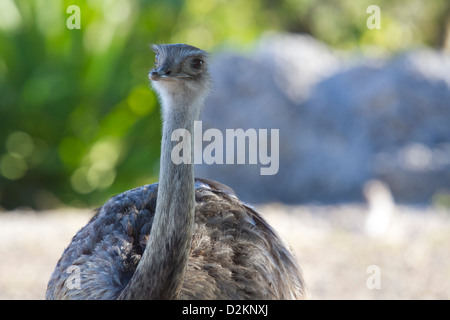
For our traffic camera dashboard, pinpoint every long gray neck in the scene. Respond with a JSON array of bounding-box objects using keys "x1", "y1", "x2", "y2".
[{"x1": 118, "y1": 90, "x2": 200, "y2": 300}]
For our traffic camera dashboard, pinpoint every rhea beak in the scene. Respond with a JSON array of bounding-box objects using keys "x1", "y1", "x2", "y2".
[
  {"x1": 149, "y1": 63, "x2": 174, "y2": 81},
  {"x1": 149, "y1": 71, "x2": 170, "y2": 81},
  {"x1": 149, "y1": 71, "x2": 160, "y2": 81}
]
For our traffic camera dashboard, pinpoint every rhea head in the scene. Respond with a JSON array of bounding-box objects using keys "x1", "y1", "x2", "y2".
[{"x1": 149, "y1": 44, "x2": 211, "y2": 118}]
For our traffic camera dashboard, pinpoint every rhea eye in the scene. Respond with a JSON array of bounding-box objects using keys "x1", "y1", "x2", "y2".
[{"x1": 191, "y1": 58, "x2": 203, "y2": 70}]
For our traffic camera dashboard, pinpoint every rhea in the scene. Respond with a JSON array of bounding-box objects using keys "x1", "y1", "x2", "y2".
[{"x1": 46, "y1": 44, "x2": 305, "y2": 299}]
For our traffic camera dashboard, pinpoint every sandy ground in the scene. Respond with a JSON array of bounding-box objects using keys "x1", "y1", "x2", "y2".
[{"x1": 0, "y1": 202, "x2": 449, "y2": 300}]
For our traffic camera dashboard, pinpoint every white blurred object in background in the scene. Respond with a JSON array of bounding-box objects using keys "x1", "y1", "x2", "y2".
[{"x1": 364, "y1": 179, "x2": 395, "y2": 237}]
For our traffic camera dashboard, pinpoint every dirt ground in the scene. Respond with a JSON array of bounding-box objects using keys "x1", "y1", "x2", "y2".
[{"x1": 0, "y1": 202, "x2": 449, "y2": 300}]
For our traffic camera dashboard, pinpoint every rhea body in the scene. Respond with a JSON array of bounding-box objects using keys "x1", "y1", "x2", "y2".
[{"x1": 46, "y1": 44, "x2": 305, "y2": 299}]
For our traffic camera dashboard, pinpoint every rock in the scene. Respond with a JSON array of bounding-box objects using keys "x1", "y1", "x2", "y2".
[{"x1": 196, "y1": 33, "x2": 450, "y2": 204}]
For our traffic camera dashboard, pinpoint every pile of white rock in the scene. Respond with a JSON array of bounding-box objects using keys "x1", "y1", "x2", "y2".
[{"x1": 197, "y1": 33, "x2": 450, "y2": 204}]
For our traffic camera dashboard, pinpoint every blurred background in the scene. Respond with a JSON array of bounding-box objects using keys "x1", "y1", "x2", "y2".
[{"x1": 1, "y1": 0, "x2": 449, "y2": 299}]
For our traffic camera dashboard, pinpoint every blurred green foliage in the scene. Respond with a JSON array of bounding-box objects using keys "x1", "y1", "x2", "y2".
[{"x1": 0, "y1": 0, "x2": 449, "y2": 209}]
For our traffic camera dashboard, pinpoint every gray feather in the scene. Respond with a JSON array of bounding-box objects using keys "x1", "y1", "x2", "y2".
[{"x1": 46, "y1": 180, "x2": 304, "y2": 299}]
